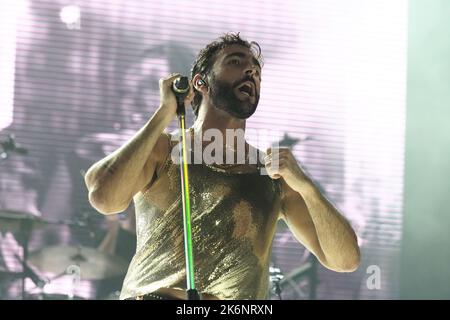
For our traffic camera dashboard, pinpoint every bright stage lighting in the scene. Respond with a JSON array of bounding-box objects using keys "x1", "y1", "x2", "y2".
[{"x1": 59, "y1": 5, "x2": 81, "y2": 29}]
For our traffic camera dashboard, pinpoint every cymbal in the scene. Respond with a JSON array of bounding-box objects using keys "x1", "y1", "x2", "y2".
[
  {"x1": 28, "y1": 245, "x2": 128, "y2": 280},
  {"x1": 0, "y1": 209, "x2": 88, "y2": 234},
  {"x1": 0, "y1": 209, "x2": 46, "y2": 234},
  {"x1": 0, "y1": 268, "x2": 20, "y2": 277}
]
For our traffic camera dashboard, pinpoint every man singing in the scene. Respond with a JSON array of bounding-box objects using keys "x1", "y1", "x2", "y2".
[{"x1": 84, "y1": 33, "x2": 360, "y2": 300}]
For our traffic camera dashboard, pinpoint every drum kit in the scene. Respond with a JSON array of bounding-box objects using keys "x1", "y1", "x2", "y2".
[
  {"x1": 0, "y1": 134, "x2": 133, "y2": 300},
  {"x1": 0, "y1": 209, "x2": 129, "y2": 300}
]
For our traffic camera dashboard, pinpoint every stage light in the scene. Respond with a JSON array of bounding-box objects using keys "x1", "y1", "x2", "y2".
[{"x1": 59, "y1": 5, "x2": 80, "y2": 29}]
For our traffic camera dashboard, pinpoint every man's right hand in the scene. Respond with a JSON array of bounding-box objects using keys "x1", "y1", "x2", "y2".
[
  {"x1": 158, "y1": 73, "x2": 195, "y2": 117},
  {"x1": 85, "y1": 73, "x2": 195, "y2": 215}
]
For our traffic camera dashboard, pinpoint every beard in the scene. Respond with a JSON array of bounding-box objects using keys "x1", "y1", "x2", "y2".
[{"x1": 209, "y1": 73, "x2": 260, "y2": 119}]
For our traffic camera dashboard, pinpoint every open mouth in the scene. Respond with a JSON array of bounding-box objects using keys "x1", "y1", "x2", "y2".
[{"x1": 236, "y1": 81, "x2": 255, "y2": 98}]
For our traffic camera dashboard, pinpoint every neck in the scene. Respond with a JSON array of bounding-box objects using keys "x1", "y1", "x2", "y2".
[
  {"x1": 193, "y1": 101, "x2": 246, "y2": 138},
  {"x1": 191, "y1": 101, "x2": 251, "y2": 165}
]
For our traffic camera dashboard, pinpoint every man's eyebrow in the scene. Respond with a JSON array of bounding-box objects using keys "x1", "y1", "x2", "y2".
[{"x1": 224, "y1": 52, "x2": 261, "y2": 69}]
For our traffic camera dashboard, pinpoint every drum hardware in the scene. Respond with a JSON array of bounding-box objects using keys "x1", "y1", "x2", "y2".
[
  {"x1": 28, "y1": 245, "x2": 128, "y2": 281},
  {"x1": 269, "y1": 264, "x2": 284, "y2": 300},
  {"x1": 1, "y1": 209, "x2": 126, "y2": 299}
]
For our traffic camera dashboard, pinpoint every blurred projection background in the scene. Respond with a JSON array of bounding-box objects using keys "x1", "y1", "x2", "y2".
[{"x1": 0, "y1": 0, "x2": 449, "y2": 300}]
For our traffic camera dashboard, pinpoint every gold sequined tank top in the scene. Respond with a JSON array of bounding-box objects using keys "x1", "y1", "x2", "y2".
[{"x1": 120, "y1": 131, "x2": 283, "y2": 300}]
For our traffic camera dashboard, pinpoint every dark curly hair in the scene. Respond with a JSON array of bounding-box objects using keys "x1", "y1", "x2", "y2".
[{"x1": 190, "y1": 32, "x2": 263, "y2": 118}]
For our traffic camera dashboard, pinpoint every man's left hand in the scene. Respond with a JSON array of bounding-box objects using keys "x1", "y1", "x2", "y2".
[{"x1": 264, "y1": 147, "x2": 308, "y2": 187}]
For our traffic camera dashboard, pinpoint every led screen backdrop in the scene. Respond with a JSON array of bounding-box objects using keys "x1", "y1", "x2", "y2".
[{"x1": 0, "y1": 0, "x2": 407, "y2": 299}]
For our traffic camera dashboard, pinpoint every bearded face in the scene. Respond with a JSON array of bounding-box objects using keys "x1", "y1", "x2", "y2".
[
  {"x1": 202, "y1": 44, "x2": 261, "y2": 120},
  {"x1": 208, "y1": 72, "x2": 260, "y2": 119}
]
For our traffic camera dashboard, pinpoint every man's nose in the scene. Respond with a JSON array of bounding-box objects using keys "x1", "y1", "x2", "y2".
[{"x1": 245, "y1": 65, "x2": 257, "y2": 76}]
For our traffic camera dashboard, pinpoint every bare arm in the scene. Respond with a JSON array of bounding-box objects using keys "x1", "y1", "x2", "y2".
[
  {"x1": 84, "y1": 108, "x2": 172, "y2": 214},
  {"x1": 85, "y1": 74, "x2": 193, "y2": 214},
  {"x1": 280, "y1": 179, "x2": 360, "y2": 272},
  {"x1": 265, "y1": 147, "x2": 360, "y2": 272}
]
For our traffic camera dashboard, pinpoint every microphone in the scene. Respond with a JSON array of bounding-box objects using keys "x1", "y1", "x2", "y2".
[{"x1": 171, "y1": 76, "x2": 190, "y2": 116}]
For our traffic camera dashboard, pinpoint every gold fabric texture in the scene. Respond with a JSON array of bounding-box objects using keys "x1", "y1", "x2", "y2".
[{"x1": 120, "y1": 131, "x2": 283, "y2": 300}]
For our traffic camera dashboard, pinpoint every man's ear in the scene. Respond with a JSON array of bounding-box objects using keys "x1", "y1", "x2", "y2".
[{"x1": 193, "y1": 74, "x2": 208, "y2": 93}]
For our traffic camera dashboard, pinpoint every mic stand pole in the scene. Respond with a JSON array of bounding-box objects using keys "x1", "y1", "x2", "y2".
[
  {"x1": 20, "y1": 218, "x2": 33, "y2": 300},
  {"x1": 173, "y1": 77, "x2": 200, "y2": 300}
]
